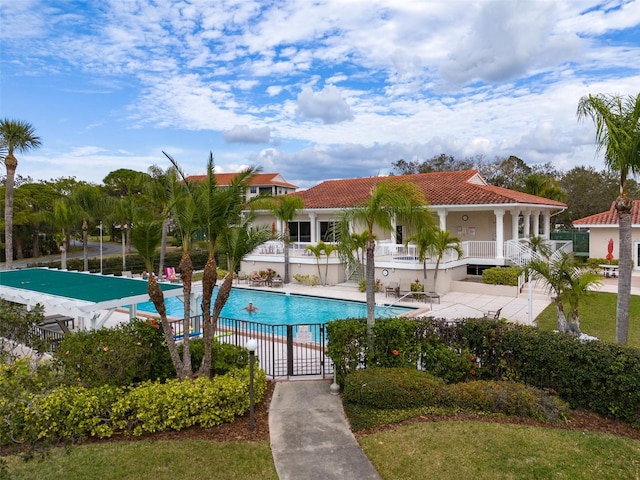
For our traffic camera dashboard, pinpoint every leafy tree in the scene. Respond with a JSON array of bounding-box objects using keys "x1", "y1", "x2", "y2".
[
  {"x1": 522, "y1": 173, "x2": 565, "y2": 202},
  {"x1": 577, "y1": 93, "x2": 640, "y2": 344},
  {"x1": 254, "y1": 194, "x2": 305, "y2": 284},
  {"x1": 0, "y1": 119, "x2": 41, "y2": 269},
  {"x1": 0, "y1": 300, "x2": 47, "y2": 361},
  {"x1": 479, "y1": 155, "x2": 532, "y2": 190},
  {"x1": 337, "y1": 180, "x2": 430, "y2": 341},
  {"x1": 102, "y1": 168, "x2": 146, "y2": 197},
  {"x1": 392, "y1": 154, "x2": 476, "y2": 175}
]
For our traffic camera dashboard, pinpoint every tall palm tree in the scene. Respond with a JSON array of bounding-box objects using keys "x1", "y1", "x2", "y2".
[
  {"x1": 129, "y1": 209, "x2": 187, "y2": 379},
  {"x1": 0, "y1": 119, "x2": 41, "y2": 269},
  {"x1": 338, "y1": 180, "x2": 429, "y2": 339},
  {"x1": 165, "y1": 162, "x2": 199, "y2": 378},
  {"x1": 577, "y1": 93, "x2": 640, "y2": 344},
  {"x1": 167, "y1": 152, "x2": 259, "y2": 377},
  {"x1": 527, "y1": 251, "x2": 602, "y2": 334},
  {"x1": 143, "y1": 165, "x2": 178, "y2": 279},
  {"x1": 255, "y1": 195, "x2": 305, "y2": 283}
]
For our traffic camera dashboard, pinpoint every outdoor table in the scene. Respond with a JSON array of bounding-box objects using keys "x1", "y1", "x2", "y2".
[{"x1": 600, "y1": 264, "x2": 619, "y2": 278}]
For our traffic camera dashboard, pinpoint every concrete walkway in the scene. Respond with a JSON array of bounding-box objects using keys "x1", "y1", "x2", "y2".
[{"x1": 269, "y1": 380, "x2": 381, "y2": 480}]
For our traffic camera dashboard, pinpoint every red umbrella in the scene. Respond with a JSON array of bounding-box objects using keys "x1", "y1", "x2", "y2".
[{"x1": 606, "y1": 238, "x2": 614, "y2": 261}]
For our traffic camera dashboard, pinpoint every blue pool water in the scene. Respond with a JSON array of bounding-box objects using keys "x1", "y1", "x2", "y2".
[{"x1": 137, "y1": 287, "x2": 414, "y2": 325}]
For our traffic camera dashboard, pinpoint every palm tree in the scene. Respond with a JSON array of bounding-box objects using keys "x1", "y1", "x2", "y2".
[
  {"x1": 167, "y1": 152, "x2": 259, "y2": 377},
  {"x1": 305, "y1": 242, "x2": 325, "y2": 285},
  {"x1": 527, "y1": 251, "x2": 602, "y2": 334},
  {"x1": 338, "y1": 180, "x2": 429, "y2": 339},
  {"x1": 406, "y1": 223, "x2": 437, "y2": 281},
  {"x1": 143, "y1": 165, "x2": 178, "y2": 279},
  {"x1": 577, "y1": 93, "x2": 640, "y2": 344},
  {"x1": 0, "y1": 119, "x2": 41, "y2": 269},
  {"x1": 129, "y1": 209, "x2": 187, "y2": 379},
  {"x1": 426, "y1": 229, "x2": 462, "y2": 294},
  {"x1": 255, "y1": 195, "x2": 305, "y2": 283}
]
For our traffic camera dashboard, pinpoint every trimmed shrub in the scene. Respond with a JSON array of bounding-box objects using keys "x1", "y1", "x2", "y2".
[
  {"x1": 344, "y1": 368, "x2": 569, "y2": 423},
  {"x1": 481, "y1": 267, "x2": 521, "y2": 286},
  {"x1": 180, "y1": 339, "x2": 249, "y2": 375},
  {"x1": 343, "y1": 368, "x2": 445, "y2": 409},
  {"x1": 0, "y1": 367, "x2": 267, "y2": 446},
  {"x1": 445, "y1": 380, "x2": 571, "y2": 422},
  {"x1": 55, "y1": 318, "x2": 174, "y2": 387}
]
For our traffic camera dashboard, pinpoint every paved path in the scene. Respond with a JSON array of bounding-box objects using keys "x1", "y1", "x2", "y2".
[{"x1": 269, "y1": 380, "x2": 381, "y2": 480}]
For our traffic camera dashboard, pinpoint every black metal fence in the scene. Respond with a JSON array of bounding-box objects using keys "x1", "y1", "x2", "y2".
[{"x1": 170, "y1": 315, "x2": 333, "y2": 379}]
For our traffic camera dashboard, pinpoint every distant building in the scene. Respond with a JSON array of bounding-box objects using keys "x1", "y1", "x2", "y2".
[
  {"x1": 573, "y1": 200, "x2": 640, "y2": 267},
  {"x1": 186, "y1": 172, "x2": 298, "y2": 200}
]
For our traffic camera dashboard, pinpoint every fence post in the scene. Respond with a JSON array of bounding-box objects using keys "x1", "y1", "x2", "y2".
[{"x1": 286, "y1": 325, "x2": 294, "y2": 376}]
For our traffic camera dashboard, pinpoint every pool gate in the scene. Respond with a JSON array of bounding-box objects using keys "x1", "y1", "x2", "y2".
[{"x1": 171, "y1": 315, "x2": 334, "y2": 379}]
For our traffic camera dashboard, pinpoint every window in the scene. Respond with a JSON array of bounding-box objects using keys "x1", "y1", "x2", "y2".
[
  {"x1": 259, "y1": 186, "x2": 272, "y2": 195},
  {"x1": 320, "y1": 221, "x2": 339, "y2": 242},
  {"x1": 250, "y1": 186, "x2": 257, "y2": 194},
  {"x1": 288, "y1": 221, "x2": 311, "y2": 242}
]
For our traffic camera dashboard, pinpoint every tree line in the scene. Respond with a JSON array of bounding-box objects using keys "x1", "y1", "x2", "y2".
[{"x1": 391, "y1": 153, "x2": 640, "y2": 228}]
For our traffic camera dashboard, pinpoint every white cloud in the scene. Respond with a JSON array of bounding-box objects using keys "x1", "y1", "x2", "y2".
[
  {"x1": 296, "y1": 85, "x2": 354, "y2": 124},
  {"x1": 223, "y1": 125, "x2": 272, "y2": 144}
]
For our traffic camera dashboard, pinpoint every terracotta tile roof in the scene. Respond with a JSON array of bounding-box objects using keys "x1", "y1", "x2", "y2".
[
  {"x1": 289, "y1": 170, "x2": 567, "y2": 209},
  {"x1": 573, "y1": 200, "x2": 640, "y2": 226},
  {"x1": 186, "y1": 173, "x2": 298, "y2": 189}
]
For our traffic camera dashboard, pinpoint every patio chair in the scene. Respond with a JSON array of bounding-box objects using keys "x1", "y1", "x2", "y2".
[
  {"x1": 385, "y1": 281, "x2": 399, "y2": 297},
  {"x1": 399, "y1": 279, "x2": 412, "y2": 297},
  {"x1": 483, "y1": 307, "x2": 503, "y2": 319}
]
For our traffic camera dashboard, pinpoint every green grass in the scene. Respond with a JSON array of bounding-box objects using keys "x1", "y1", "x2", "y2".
[
  {"x1": 535, "y1": 291, "x2": 640, "y2": 347},
  {"x1": 5, "y1": 440, "x2": 277, "y2": 480},
  {"x1": 359, "y1": 421, "x2": 640, "y2": 480}
]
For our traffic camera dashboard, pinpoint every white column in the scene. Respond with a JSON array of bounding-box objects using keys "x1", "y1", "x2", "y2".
[
  {"x1": 532, "y1": 210, "x2": 540, "y2": 237},
  {"x1": 523, "y1": 210, "x2": 531, "y2": 237},
  {"x1": 542, "y1": 212, "x2": 551, "y2": 238},
  {"x1": 309, "y1": 212, "x2": 317, "y2": 242},
  {"x1": 494, "y1": 209, "x2": 505, "y2": 260},
  {"x1": 438, "y1": 210, "x2": 447, "y2": 231},
  {"x1": 391, "y1": 215, "x2": 397, "y2": 243},
  {"x1": 511, "y1": 209, "x2": 520, "y2": 241}
]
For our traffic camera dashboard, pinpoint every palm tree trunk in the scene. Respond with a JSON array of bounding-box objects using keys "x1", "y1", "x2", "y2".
[
  {"x1": 554, "y1": 298, "x2": 569, "y2": 333},
  {"x1": 432, "y1": 259, "x2": 441, "y2": 293},
  {"x1": 199, "y1": 257, "x2": 218, "y2": 377},
  {"x1": 284, "y1": 227, "x2": 291, "y2": 283},
  {"x1": 158, "y1": 218, "x2": 169, "y2": 281},
  {"x1": 4, "y1": 158, "x2": 16, "y2": 269},
  {"x1": 147, "y1": 275, "x2": 185, "y2": 378},
  {"x1": 616, "y1": 202, "x2": 632, "y2": 344},
  {"x1": 179, "y1": 252, "x2": 193, "y2": 376},
  {"x1": 365, "y1": 239, "x2": 376, "y2": 341},
  {"x1": 82, "y1": 219, "x2": 88, "y2": 271}
]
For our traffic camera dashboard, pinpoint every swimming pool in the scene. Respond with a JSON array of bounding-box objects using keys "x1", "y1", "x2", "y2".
[{"x1": 136, "y1": 287, "x2": 414, "y2": 325}]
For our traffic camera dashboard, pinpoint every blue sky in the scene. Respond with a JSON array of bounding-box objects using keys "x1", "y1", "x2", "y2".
[{"x1": 2, "y1": 0, "x2": 639, "y2": 189}]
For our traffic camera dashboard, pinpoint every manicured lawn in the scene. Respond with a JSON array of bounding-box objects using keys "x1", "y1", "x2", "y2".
[
  {"x1": 535, "y1": 291, "x2": 640, "y2": 347},
  {"x1": 6, "y1": 440, "x2": 277, "y2": 480},
  {"x1": 359, "y1": 421, "x2": 640, "y2": 480}
]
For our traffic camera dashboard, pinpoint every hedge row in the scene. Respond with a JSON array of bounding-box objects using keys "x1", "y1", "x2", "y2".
[
  {"x1": 327, "y1": 317, "x2": 640, "y2": 426},
  {"x1": 344, "y1": 368, "x2": 570, "y2": 423},
  {"x1": 481, "y1": 266, "x2": 521, "y2": 286},
  {"x1": 0, "y1": 365, "x2": 267, "y2": 447}
]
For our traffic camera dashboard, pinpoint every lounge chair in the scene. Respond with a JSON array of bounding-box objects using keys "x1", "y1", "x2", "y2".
[{"x1": 271, "y1": 277, "x2": 283, "y2": 287}]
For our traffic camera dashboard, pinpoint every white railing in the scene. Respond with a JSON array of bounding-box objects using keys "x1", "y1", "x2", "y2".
[{"x1": 463, "y1": 241, "x2": 496, "y2": 259}]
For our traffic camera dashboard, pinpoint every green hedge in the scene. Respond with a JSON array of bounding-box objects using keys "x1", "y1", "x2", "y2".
[
  {"x1": 344, "y1": 368, "x2": 570, "y2": 423},
  {"x1": 481, "y1": 267, "x2": 521, "y2": 286},
  {"x1": 0, "y1": 366, "x2": 267, "y2": 447},
  {"x1": 28, "y1": 250, "x2": 211, "y2": 276},
  {"x1": 327, "y1": 317, "x2": 640, "y2": 426}
]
